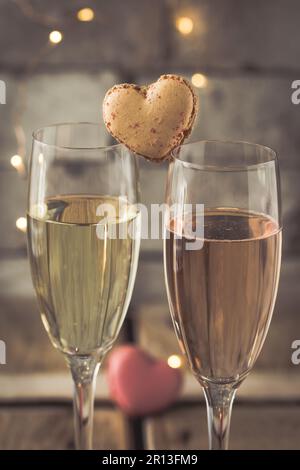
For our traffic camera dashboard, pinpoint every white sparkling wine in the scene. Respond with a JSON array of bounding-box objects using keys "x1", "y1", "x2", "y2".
[{"x1": 27, "y1": 195, "x2": 141, "y2": 356}]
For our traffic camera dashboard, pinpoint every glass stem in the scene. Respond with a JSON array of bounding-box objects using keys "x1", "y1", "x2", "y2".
[
  {"x1": 68, "y1": 355, "x2": 101, "y2": 450},
  {"x1": 203, "y1": 383, "x2": 236, "y2": 450}
]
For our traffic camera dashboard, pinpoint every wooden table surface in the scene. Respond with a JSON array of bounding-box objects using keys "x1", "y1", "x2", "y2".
[{"x1": 1, "y1": 257, "x2": 300, "y2": 450}]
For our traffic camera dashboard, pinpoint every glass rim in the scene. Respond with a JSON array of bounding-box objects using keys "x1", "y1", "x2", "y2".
[
  {"x1": 171, "y1": 139, "x2": 278, "y2": 171},
  {"x1": 32, "y1": 122, "x2": 124, "y2": 151}
]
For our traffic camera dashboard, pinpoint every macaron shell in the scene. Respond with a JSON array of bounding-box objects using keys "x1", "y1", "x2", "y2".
[{"x1": 103, "y1": 75, "x2": 198, "y2": 161}]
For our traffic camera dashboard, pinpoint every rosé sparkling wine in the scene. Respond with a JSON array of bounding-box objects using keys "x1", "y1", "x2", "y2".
[{"x1": 164, "y1": 208, "x2": 282, "y2": 385}]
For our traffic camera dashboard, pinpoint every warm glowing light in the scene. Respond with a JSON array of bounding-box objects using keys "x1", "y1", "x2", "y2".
[
  {"x1": 10, "y1": 154, "x2": 23, "y2": 169},
  {"x1": 167, "y1": 354, "x2": 182, "y2": 369},
  {"x1": 49, "y1": 30, "x2": 63, "y2": 44},
  {"x1": 77, "y1": 7, "x2": 95, "y2": 22},
  {"x1": 38, "y1": 153, "x2": 44, "y2": 165},
  {"x1": 16, "y1": 217, "x2": 27, "y2": 233},
  {"x1": 191, "y1": 73, "x2": 208, "y2": 88},
  {"x1": 10, "y1": 154, "x2": 26, "y2": 176},
  {"x1": 176, "y1": 16, "x2": 194, "y2": 35}
]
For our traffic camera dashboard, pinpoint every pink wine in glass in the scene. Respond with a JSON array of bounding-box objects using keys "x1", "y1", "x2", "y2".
[{"x1": 164, "y1": 208, "x2": 282, "y2": 385}]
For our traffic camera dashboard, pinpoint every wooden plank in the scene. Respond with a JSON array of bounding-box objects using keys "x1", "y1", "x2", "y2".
[
  {"x1": 1, "y1": 370, "x2": 300, "y2": 403},
  {"x1": 144, "y1": 403, "x2": 300, "y2": 450},
  {"x1": 181, "y1": 371, "x2": 300, "y2": 403},
  {"x1": 0, "y1": 372, "x2": 109, "y2": 403},
  {"x1": 0, "y1": 405, "x2": 133, "y2": 450},
  {"x1": 144, "y1": 405, "x2": 208, "y2": 450}
]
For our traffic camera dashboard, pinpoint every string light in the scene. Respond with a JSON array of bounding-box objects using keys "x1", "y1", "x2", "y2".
[
  {"x1": 167, "y1": 354, "x2": 182, "y2": 369},
  {"x1": 16, "y1": 217, "x2": 27, "y2": 233},
  {"x1": 10, "y1": 154, "x2": 26, "y2": 177},
  {"x1": 10, "y1": 154, "x2": 23, "y2": 169},
  {"x1": 77, "y1": 8, "x2": 95, "y2": 22},
  {"x1": 49, "y1": 30, "x2": 63, "y2": 44},
  {"x1": 191, "y1": 73, "x2": 208, "y2": 89},
  {"x1": 176, "y1": 16, "x2": 194, "y2": 35}
]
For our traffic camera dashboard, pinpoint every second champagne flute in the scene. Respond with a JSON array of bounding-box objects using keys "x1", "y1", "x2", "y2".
[
  {"x1": 164, "y1": 140, "x2": 282, "y2": 450},
  {"x1": 27, "y1": 123, "x2": 141, "y2": 449}
]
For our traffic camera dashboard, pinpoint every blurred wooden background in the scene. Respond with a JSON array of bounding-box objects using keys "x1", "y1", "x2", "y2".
[{"x1": 1, "y1": 0, "x2": 300, "y2": 449}]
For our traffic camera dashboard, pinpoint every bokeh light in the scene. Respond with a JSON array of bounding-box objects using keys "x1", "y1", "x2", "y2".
[
  {"x1": 191, "y1": 73, "x2": 208, "y2": 88},
  {"x1": 49, "y1": 30, "x2": 63, "y2": 44},
  {"x1": 10, "y1": 154, "x2": 23, "y2": 169},
  {"x1": 167, "y1": 354, "x2": 182, "y2": 369},
  {"x1": 16, "y1": 217, "x2": 27, "y2": 233},
  {"x1": 176, "y1": 16, "x2": 194, "y2": 35},
  {"x1": 77, "y1": 8, "x2": 95, "y2": 22}
]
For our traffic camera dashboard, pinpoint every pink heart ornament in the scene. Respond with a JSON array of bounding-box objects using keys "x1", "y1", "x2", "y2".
[{"x1": 107, "y1": 345, "x2": 182, "y2": 416}]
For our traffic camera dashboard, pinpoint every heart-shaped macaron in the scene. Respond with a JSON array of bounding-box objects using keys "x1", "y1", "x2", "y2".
[
  {"x1": 107, "y1": 345, "x2": 182, "y2": 416},
  {"x1": 103, "y1": 75, "x2": 198, "y2": 161}
]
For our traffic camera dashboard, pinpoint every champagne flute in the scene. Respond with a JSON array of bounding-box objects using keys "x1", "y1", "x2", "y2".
[
  {"x1": 164, "y1": 140, "x2": 282, "y2": 450},
  {"x1": 27, "y1": 123, "x2": 141, "y2": 449}
]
